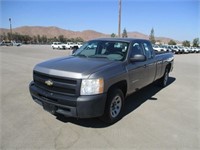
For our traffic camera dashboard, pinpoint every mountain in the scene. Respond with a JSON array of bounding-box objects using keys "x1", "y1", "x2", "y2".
[
  {"x1": 0, "y1": 26, "x2": 179, "y2": 43},
  {"x1": 127, "y1": 32, "x2": 148, "y2": 39},
  {"x1": 127, "y1": 32, "x2": 180, "y2": 44},
  {"x1": 0, "y1": 26, "x2": 107, "y2": 41}
]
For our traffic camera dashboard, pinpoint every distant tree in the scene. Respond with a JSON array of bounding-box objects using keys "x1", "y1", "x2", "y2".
[
  {"x1": 11, "y1": 32, "x2": 17, "y2": 41},
  {"x1": 0, "y1": 32, "x2": 86, "y2": 44},
  {"x1": 22, "y1": 35, "x2": 32, "y2": 44},
  {"x1": 58, "y1": 35, "x2": 66, "y2": 43},
  {"x1": 41, "y1": 35, "x2": 48, "y2": 44},
  {"x1": 111, "y1": 33, "x2": 116, "y2": 38},
  {"x1": 122, "y1": 28, "x2": 128, "y2": 38},
  {"x1": 149, "y1": 28, "x2": 156, "y2": 44},
  {"x1": 7, "y1": 33, "x2": 12, "y2": 41},
  {"x1": 70, "y1": 38, "x2": 75, "y2": 43},
  {"x1": 182, "y1": 40, "x2": 190, "y2": 47},
  {"x1": 37, "y1": 35, "x2": 42, "y2": 43},
  {"x1": 168, "y1": 40, "x2": 176, "y2": 45},
  {"x1": 32, "y1": 36, "x2": 37, "y2": 44},
  {"x1": 0, "y1": 32, "x2": 7, "y2": 41},
  {"x1": 74, "y1": 37, "x2": 84, "y2": 42},
  {"x1": 53, "y1": 37, "x2": 58, "y2": 41},
  {"x1": 193, "y1": 38, "x2": 199, "y2": 47}
]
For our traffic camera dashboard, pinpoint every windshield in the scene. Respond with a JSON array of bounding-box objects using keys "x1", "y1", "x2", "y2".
[
  {"x1": 153, "y1": 45, "x2": 159, "y2": 48},
  {"x1": 161, "y1": 45, "x2": 167, "y2": 48},
  {"x1": 73, "y1": 40, "x2": 129, "y2": 61}
]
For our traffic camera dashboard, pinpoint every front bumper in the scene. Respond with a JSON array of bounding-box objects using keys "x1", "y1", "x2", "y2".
[{"x1": 29, "y1": 82, "x2": 107, "y2": 118}]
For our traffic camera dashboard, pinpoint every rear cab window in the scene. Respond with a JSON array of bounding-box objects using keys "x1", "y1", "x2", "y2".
[{"x1": 142, "y1": 41, "x2": 154, "y2": 59}]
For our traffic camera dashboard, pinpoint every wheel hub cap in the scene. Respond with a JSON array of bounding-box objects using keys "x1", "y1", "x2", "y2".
[{"x1": 110, "y1": 95, "x2": 122, "y2": 118}]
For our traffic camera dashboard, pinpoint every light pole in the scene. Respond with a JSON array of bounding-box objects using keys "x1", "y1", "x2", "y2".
[
  {"x1": 9, "y1": 18, "x2": 12, "y2": 41},
  {"x1": 118, "y1": 0, "x2": 121, "y2": 38}
]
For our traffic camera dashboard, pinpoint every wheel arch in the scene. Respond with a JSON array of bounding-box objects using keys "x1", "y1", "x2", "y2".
[
  {"x1": 107, "y1": 80, "x2": 127, "y2": 98},
  {"x1": 166, "y1": 63, "x2": 172, "y2": 73}
]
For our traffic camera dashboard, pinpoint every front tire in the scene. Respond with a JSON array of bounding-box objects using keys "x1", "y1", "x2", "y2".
[{"x1": 100, "y1": 89, "x2": 124, "y2": 124}]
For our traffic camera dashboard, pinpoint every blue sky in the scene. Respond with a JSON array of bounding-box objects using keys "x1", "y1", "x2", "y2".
[{"x1": 1, "y1": 0, "x2": 199, "y2": 41}]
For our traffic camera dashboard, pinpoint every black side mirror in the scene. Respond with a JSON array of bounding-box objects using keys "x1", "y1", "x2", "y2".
[{"x1": 130, "y1": 54, "x2": 146, "y2": 62}]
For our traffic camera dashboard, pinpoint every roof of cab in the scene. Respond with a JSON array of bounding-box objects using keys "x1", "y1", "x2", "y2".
[{"x1": 90, "y1": 38, "x2": 150, "y2": 43}]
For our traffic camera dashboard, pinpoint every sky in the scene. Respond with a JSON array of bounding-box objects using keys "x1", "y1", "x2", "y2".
[{"x1": 0, "y1": 0, "x2": 199, "y2": 41}]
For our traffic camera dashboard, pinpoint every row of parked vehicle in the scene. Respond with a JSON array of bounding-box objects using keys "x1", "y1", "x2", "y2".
[
  {"x1": 51, "y1": 42, "x2": 83, "y2": 50},
  {"x1": 153, "y1": 44, "x2": 200, "y2": 54}
]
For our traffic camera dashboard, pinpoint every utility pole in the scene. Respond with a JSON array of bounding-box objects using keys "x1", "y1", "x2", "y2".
[
  {"x1": 9, "y1": 18, "x2": 12, "y2": 41},
  {"x1": 118, "y1": 0, "x2": 121, "y2": 38}
]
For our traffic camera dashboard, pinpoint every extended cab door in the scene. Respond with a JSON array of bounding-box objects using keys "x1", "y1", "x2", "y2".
[
  {"x1": 141, "y1": 41, "x2": 157, "y2": 84},
  {"x1": 127, "y1": 41, "x2": 149, "y2": 93}
]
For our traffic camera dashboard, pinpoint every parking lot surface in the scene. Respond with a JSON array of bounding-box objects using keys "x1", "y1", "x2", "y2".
[{"x1": 1, "y1": 45, "x2": 200, "y2": 150}]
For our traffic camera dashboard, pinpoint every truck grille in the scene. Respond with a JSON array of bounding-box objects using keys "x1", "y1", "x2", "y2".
[{"x1": 33, "y1": 71, "x2": 81, "y2": 96}]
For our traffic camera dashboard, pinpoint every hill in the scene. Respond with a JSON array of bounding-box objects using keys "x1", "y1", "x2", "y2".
[{"x1": 0, "y1": 26, "x2": 179, "y2": 43}]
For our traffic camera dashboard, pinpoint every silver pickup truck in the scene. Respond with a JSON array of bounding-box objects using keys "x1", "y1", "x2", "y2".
[{"x1": 29, "y1": 38, "x2": 174, "y2": 124}]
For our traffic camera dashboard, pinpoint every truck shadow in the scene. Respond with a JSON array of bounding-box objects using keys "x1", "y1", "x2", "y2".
[{"x1": 56, "y1": 77, "x2": 176, "y2": 128}]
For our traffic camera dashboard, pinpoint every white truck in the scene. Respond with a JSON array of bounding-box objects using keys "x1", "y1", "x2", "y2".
[
  {"x1": 51, "y1": 42, "x2": 66, "y2": 49},
  {"x1": 0, "y1": 40, "x2": 22, "y2": 46},
  {"x1": 152, "y1": 45, "x2": 165, "y2": 52},
  {"x1": 63, "y1": 42, "x2": 75, "y2": 49},
  {"x1": 51, "y1": 42, "x2": 83, "y2": 50},
  {"x1": 77, "y1": 42, "x2": 83, "y2": 48}
]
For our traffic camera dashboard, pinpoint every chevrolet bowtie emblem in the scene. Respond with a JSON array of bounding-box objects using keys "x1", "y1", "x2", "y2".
[{"x1": 45, "y1": 79, "x2": 53, "y2": 86}]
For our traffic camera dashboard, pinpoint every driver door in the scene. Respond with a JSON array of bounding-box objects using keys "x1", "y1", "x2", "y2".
[{"x1": 127, "y1": 41, "x2": 148, "y2": 93}]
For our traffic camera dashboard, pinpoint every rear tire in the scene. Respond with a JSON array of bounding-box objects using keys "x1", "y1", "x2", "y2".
[
  {"x1": 159, "y1": 68, "x2": 169, "y2": 88},
  {"x1": 100, "y1": 89, "x2": 124, "y2": 124}
]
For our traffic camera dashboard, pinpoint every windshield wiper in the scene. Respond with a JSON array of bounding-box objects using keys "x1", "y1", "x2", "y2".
[{"x1": 75, "y1": 54, "x2": 87, "y2": 58}]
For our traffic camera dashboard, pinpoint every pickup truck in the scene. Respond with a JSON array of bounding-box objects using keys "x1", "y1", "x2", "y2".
[
  {"x1": 63, "y1": 42, "x2": 75, "y2": 49},
  {"x1": 51, "y1": 42, "x2": 66, "y2": 50},
  {"x1": 29, "y1": 38, "x2": 174, "y2": 124},
  {"x1": 0, "y1": 40, "x2": 22, "y2": 46}
]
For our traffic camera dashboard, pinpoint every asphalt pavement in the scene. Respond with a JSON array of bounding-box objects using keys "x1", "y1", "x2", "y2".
[{"x1": 1, "y1": 45, "x2": 200, "y2": 150}]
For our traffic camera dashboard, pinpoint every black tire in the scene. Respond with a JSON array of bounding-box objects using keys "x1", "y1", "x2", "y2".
[
  {"x1": 159, "y1": 67, "x2": 169, "y2": 88},
  {"x1": 52, "y1": 46, "x2": 55, "y2": 49},
  {"x1": 100, "y1": 89, "x2": 124, "y2": 124}
]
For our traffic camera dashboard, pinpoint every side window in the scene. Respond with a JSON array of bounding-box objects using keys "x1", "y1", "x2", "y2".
[
  {"x1": 142, "y1": 42, "x2": 153, "y2": 59},
  {"x1": 131, "y1": 42, "x2": 143, "y2": 56}
]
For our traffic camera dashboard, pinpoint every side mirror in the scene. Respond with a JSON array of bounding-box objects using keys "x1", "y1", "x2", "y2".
[{"x1": 130, "y1": 54, "x2": 146, "y2": 62}]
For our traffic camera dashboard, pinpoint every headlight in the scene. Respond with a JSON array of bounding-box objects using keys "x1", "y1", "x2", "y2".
[{"x1": 81, "y1": 78, "x2": 104, "y2": 95}]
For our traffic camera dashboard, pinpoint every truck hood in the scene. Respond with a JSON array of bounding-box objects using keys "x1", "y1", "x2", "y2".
[{"x1": 34, "y1": 56, "x2": 119, "y2": 79}]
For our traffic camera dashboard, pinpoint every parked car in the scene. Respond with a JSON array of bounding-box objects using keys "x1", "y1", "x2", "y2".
[
  {"x1": 0, "y1": 40, "x2": 22, "y2": 46},
  {"x1": 12, "y1": 41, "x2": 22, "y2": 46},
  {"x1": 189, "y1": 47, "x2": 195, "y2": 53},
  {"x1": 179, "y1": 46, "x2": 189, "y2": 54},
  {"x1": 193, "y1": 47, "x2": 200, "y2": 53},
  {"x1": 63, "y1": 42, "x2": 75, "y2": 49},
  {"x1": 76, "y1": 42, "x2": 83, "y2": 48},
  {"x1": 152, "y1": 45, "x2": 164, "y2": 52},
  {"x1": 166, "y1": 45, "x2": 175, "y2": 54},
  {"x1": 29, "y1": 38, "x2": 174, "y2": 124},
  {"x1": 51, "y1": 42, "x2": 66, "y2": 49},
  {"x1": 171, "y1": 45, "x2": 181, "y2": 54},
  {"x1": 161, "y1": 45, "x2": 172, "y2": 52}
]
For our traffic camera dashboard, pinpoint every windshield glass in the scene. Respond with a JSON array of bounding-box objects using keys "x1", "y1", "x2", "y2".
[{"x1": 73, "y1": 40, "x2": 129, "y2": 61}]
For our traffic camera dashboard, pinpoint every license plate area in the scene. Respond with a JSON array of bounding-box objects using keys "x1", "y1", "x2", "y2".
[{"x1": 43, "y1": 102, "x2": 57, "y2": 114}]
